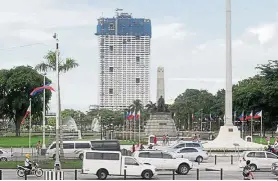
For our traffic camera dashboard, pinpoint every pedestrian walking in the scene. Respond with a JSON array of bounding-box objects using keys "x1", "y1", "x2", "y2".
[{"x1": 36, "y1": 141, "x2": 41, "y2": 155}]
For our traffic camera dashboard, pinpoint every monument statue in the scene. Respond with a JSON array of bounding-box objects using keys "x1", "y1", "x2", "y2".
[
  {"x1": 144, "y1": 67, "x2": 177, "y2": 137},
  {"x1": 157, "y1": 96, "x2": 165, "y2": 112}
]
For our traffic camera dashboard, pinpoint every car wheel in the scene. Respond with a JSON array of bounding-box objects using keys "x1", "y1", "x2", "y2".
[
  {"x1": 97, "y1": 169, "x2": 108, "y2": 180},
  {"x1": 0, "y1": 157, "x2": 7, "y2": 162},
  {"x1": 196, "y1": 156, "x2": 203, "y2": 163},
  {"x1": 141, "y1": 170, "x2": 153, "y2": 179},
  {"x1": 178, "y1": 163, "x2": 190, "y2": 175},
  {"x1": 249, "y1": 164, "x2": 257, "y2": 172},
  {"x1": 79, "y1": 154, "x2": 84, "y2": 160}
]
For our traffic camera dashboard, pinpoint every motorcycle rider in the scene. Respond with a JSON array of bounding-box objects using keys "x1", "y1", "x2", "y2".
[
  {"x1": 243, "y1": 160, "x2": 254, "y2": 180},
  {"x1": 24, "y1": 154, "x2": 32, "y2": 173}
]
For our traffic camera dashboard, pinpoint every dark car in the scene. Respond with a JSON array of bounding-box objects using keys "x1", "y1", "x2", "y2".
[{"x1": 90, "y1": 140, "x2": 121, "y2": 151}]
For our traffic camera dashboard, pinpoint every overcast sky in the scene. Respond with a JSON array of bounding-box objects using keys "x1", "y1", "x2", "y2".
[{"x1": 1, "y1": 0, "x2": 278, "y2": 112}]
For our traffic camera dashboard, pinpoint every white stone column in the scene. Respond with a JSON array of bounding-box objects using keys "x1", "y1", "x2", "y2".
[
  {"x1": 225, "y1": 0, "x2": 233, "y2": 126},
  {"x1": 157, "y1": 66, "x2": 165, "y2": 102}
]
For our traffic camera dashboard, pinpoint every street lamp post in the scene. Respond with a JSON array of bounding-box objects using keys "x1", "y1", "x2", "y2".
[
  {"x1": 42, "y1": 73, "x2": 46, "y2": 149},
  {"x1": 53, "y1": 33, "x2": 61, "y2": 171},
  {"x1": 110, "y1": 123, "x2": 114, "y2": 139}
]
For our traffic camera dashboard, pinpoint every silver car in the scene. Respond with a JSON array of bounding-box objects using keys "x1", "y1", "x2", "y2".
[
  {"x1": 170, "y1": 147, "x2": 208, "y2": 162},
  {"x1": 271, "y1": 162, "x2": 278, "y2": 176},
  {"x1": 0, "y1": 149, "x2": 13, "y2": 161}
]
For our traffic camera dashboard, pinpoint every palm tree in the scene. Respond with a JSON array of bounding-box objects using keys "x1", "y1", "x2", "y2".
[
  {"x1": 35, "y1": 50, "x2": 79, "y2": 158},
  {"x1": 145, "y1": 101, "x2": 156, "y2": 113},
  {"x1": 129, "y1": 99, "x2": 143, "y2": 112},
  {"x1": 129, "y1": 99, "x2": 143, "y2": 139}
]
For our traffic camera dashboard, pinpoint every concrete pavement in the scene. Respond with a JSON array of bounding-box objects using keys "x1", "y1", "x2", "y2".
[{"x1": 1, "y1": 169, "x2": 276, "y2": 180}]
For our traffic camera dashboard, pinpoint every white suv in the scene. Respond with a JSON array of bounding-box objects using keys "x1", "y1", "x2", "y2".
[
  {"x1": 133, "y1": 150, "x2": 193, "y2": 175},
  {"x1": 240, "y1": 151, "x2": 278, "y2": 171}
]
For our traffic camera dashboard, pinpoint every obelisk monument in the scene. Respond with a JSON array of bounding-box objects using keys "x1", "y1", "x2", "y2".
[
  {"x1": 157, "y1": 67, "x2": 165, "y2": 103},
  {"x1": 203, "y1": 0, "x2": 264, "y2": 150},
  {"x1": 225, "y1": 0, "x2": 233, "y2": 127}
]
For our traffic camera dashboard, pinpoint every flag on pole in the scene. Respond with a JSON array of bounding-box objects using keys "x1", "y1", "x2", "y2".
[
  {"x1": 128, "y1": 111, "x2": 135, "y2": 120},
  {"x1": 209, "y1": 113, "x2": 214, "y2": 121},
  {"x1": 125, "y1": 111, "x2": 130, "y2": 120},
  {"x1": 245, "y1": 111, "x2": 253, "y2": 120},
  {"x1": 253, "y1": 110, "x2": 262, "y2": 119},
  {"x1": 238, "y1": 111, "x2": 245, "y2": 121},
  {"x1": 21, "y1": 105, "x2": 31, "y2": 124},
  {"x1": 30, "y1": 85, "x2": 55, "y2": 96},
  {"x1": 136, "y1": 110, "x2": 140, "y2": 120}
]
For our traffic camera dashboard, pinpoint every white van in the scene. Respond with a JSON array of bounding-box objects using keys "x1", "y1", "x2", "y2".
[
  {"x1": 46, "y1": 141, "x2": 92, "y2": 160},
  {"x1": 82, "y1": 150, "x2": 157, "y2": 180}
]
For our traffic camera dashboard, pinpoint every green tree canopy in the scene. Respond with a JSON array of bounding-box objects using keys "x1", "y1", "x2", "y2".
[{"x1": 0, "y1": 66, "x2": 52, "y2": 136}]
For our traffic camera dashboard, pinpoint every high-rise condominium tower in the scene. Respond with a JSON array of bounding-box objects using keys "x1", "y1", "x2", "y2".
[{"x1": 95, "y1": 10, "x2": 152, "y2": 110}]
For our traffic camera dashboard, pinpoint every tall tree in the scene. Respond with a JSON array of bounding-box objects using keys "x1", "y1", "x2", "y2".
[
  {"x1": 0, "y1": 66, "x2": 52, "y2": 136},
  {"x1": 173, "y1": 89, "x2": 216, "y2": 130},
  {"x1": 35, "y1": 50, "x2": 78, "y2": 157},
  {"x1": 129, "y1": 99, "x2": 143, "y2": 112},
  {"x1": 145, "y1": 101, "x2": 156, "y2": 113}
]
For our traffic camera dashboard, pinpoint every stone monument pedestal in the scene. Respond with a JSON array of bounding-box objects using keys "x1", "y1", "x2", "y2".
[
  {"x1": 203, "y1": 126, "x2": 264, "y2": 150},
  {"x1": 145, "y1": 112, "x2": 177, "y2": 137}
]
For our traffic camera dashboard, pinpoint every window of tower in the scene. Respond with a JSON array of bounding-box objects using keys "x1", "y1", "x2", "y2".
[
  {"x1": 109, "y1": 88, "x2": 113, "y2": 94},
  {"x1": 109, "y1": 45, "x2": 113, "y2": 51},
  {"x1": 109, "y1": 23, "x2": 114, "y2": 30},
  {"x1": 136, "y1": 56, "x2": 140, "y2": 62},
  {"x1": 136, "y1": 78, "x2": 140, "y2": 83},
  {"x1": 109, "y1": 67, "x2": 114, "y2": 72}
]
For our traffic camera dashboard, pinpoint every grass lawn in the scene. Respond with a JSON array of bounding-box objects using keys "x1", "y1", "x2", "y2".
[
  {"x1": 253, "y1": 136, "x2": 275, "y2": 145},
  {"x1": 0, "y1": 160, "x2": 81, "y2": 169},
  {"x1": 0, "y1": 136, "x2": 141, "y2": 148},
  {"x1": 0, "y1": 136, "x2": 47, "y2": 148}
]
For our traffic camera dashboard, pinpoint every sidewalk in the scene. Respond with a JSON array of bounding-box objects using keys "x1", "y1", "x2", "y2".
[{"x1": 193, "y1": 161, "x2": 242, "y2": 171}]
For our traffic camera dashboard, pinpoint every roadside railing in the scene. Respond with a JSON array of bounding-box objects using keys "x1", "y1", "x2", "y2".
[{"x1": 0, "y1": 168, "x2": 225, "y2": 180}]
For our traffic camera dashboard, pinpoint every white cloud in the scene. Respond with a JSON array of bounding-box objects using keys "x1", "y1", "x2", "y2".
[
  {"x1": 152, "y1": 23, "x2": 195, "y2": 40},
  {"x1": 247, "y1": 23, "x2": 277, "y2": 44}
]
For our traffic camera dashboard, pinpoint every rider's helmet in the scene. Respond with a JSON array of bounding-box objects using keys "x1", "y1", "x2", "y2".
[
  {"x1": 25, "y1": 154, "x2": 30, "y2": 159},
  {"x1": 246, "y1": 160, "x2": 250, "y2": 165}
]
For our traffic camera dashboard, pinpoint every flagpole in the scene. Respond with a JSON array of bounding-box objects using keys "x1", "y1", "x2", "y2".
[
  {"x1": 122, "y1": 112, "x2": 124, "y2": 140},
  {"x1": 139, "y1": 111, "x2": 141, "y2": 144},
  {"x1": 260, "y1": 110, "x2": 263, "y2": 144},
  {"x1": 133, "y1": 108, "x2": 136, "y2": 141},
  {"x1": 28, "y1": 98, "x2": 32, "y2": 149},
  {"x1": 241, "y1": 111, "x2": 244, "y2": 139},
  {"x1": 42, "y1": 73, "x2": 46, "y2": 149},
  {"x1": 234, "y1": 111, "x2": 236, "y2": 125},
  {"x1": 251, "y1": 110, "x2": 253, "y2": 137},
  {"x1": 129, "y1": 113, "x2": 131, "y2": 140},
  {"x1": 209, "y1": 114, "x2": 212, "y2": 132}
]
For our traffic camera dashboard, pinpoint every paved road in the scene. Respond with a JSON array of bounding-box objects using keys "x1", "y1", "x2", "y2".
[
  {"x1": 1, "y1": 169, "x2": 276, "y2": 180},
  {"x1": 7, "y1": 152, "x2": 243, "y2": 162}
]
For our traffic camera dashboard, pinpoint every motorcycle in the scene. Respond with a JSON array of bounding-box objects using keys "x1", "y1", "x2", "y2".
[{"x1": 16, "y1": 161, "x2": 43, "y2": 177}]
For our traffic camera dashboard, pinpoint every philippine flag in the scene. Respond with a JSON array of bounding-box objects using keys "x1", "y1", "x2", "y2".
[
  {"x1": 253, "y1": 111, "x2": 262, "y2": 119},
  {"x1": 21, "y1": 105, "x2": 31, "y2": 124}
]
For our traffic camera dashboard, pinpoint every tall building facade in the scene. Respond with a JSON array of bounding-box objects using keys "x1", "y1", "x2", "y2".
[{"x1": 95, "y1": 11, "x2": 151, "y2": 110}]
